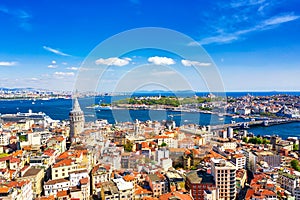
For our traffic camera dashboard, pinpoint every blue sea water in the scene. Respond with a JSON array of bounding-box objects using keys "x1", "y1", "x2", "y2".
[{"x1": 0, "y1": 91, "x2": 300, "y2": 139}]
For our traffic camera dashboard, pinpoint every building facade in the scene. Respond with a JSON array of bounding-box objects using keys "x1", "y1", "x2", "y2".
[{"x1": 211, "y1": 158, "x2": 236, "y2": 200}]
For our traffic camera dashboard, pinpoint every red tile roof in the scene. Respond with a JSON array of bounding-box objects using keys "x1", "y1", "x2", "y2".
[
  {"x1": 123, "y1": 175, "x2": 135, "y2": 182},
  {"x1": 43, "y1": 149, "x2": 56, "y2": 157},
  {"x1": 159, "y1": 192, "x2": 192, "y2": 200},
  {"x1": 56, "y1": 190, "x2": 68, "y2": 197},
  {"x1": 0, "y1": 187, "x2": 10, "y2": 193},
  {"x1": 53, "y1": 159, "x2": 73, "y2": 168},
  {"x1": 0, "y1": 156, "x2": 11, "y2": 162},
  {"x1": 80, "y1": 177, "x2": 89, "y2": 185},
  {"x1": 10, "y1": 157, "x2": 21, "y2": 163}
]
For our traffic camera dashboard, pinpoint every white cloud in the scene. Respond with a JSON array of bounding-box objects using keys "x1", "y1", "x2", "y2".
[
  {"x1": 263, "y1": 14, "x2": 300, "y2": 26},
  {"x1": 67, "y1": 67, "x2": 79, "y2": 71},
  {"x1": 48, "y1": 65, "x2": 58, "y2": 69},
  {"x1": 0, "y1": 6, "x2": 32, "y2": 31},
  {"x1": 54, "y1": 72, "x2": 75, "y2": 77},
  {"x1": 43, "y1": 46, "x2": 71, "y2": 56},
  {"x1": 95, "y1": 57, "x2": 131, "y2": 66},
  {"x1": 230, "y1": 0, "x2": 266, "y2": 8},
  {"x1": 148, "y1": 56, "x2": 175, "y2": 65},
  {"x1": 195, "y1": 13, "x2": 300, "y2": 45},
  {"x1": 47, "y1": 60, "x2": 58, "y2": 68},
  {"x1": 0, "y1": 61, "x2": 17, "y2": 66},
  {"x1": 181, "y1": 59, "x2": 211, "y2": 67},
  {"x1": 193, "y1": 35, "x2": 239, "y2": 45}
]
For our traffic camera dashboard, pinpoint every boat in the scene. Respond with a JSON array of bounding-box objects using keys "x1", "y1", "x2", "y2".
[
  {"x1": 41, "y1": 97, "x2": 50, "y2": 100},
  {"x1": 218, "y1": 113, "x2": 224, "y2": 120},
  {"x1": 94, "y1": 106, "x2": 112, "y2": 111}
]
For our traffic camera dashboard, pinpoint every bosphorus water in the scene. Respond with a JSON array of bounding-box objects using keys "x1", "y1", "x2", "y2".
[{"x1": 1, "y1": 92, "x2": 300, "y2": 139}]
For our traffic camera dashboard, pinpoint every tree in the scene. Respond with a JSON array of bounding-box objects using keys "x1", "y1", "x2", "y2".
[
  {"x1": 291, "y1": 160, "x2": 300, "y2": 171},
  {"x1": 293, "y1": 144, "x2": 299, "y2": 151},
  {"x1": 19, "y1": 135, "x2": 27, "y2": 142},
  {"x1": 124, "y1": 142, "x2": 133, "y2": 152},
  {"x1": 242, "y1": 137, "x2": 248, "y2": 143},
  {"x1": 247, "y1": 136, "x2": 264, "y2": 144},
  {"x1": 262, "y1": 138, "x2": 270, "y2": 144},
  {"x1": 161, "y1": 142, "x2": 167, "y2": 147},
  {"x1": 256, "y1": 137, "x2": 263, "y2": 144}
]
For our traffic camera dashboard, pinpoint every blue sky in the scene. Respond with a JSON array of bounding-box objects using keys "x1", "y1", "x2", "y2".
[{"x1": 0, "y1": 0, "x2": 300, "y2": 92}]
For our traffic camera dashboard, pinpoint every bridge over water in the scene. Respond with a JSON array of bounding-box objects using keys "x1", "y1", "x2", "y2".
[{"x1": 210, "y1": 118, "x2": 300, "y2": 130}]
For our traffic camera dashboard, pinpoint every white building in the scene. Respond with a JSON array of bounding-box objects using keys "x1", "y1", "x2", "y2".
[
  {"x1": 0, "y1": 132, "x2": 10, "y2": 146},
  {"x1": 278, "y1": 170, "x2": 300, "y2": 196},
  {"x1": 211, "y1": 158, "x2": 236, "y2": 200},
  {"x1": 27, "y1": 132, "x2": 42, "y2": 146},
  {"x1": 113, "y1": 178, "x2": 134, "y2": 200},
  {"x1": 231, "y1": 154, "x2": 246, "y2": 169},
  {"x1": 161, "y1": 158, "x2": 173, "y2": 171},
  {"x1": 294, "y1": 187, "x2": 300, "y2": 200},
  {"x1": 219, "y1": 142, "x2": 237, "y2": 151},
  {"x1": 204, "y1": 188, "x2": 218, "y2": 200},
  {"x1": 69, "y1": 170, "x2": 89, "y2": 186},
  {"x1": 44, "y1": 178, "x2": 70, "y2": 196},
  {"x1": 156, "y1": 148, "x2": 169, "y2": 165},
  {"x1": 155, "y1": 136, "x2": 178, "y2": 148}
]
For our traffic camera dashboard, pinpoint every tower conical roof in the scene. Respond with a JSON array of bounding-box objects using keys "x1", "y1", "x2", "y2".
[{"x1": 71, "y1": 98, "x2": 82, "y2": 112}]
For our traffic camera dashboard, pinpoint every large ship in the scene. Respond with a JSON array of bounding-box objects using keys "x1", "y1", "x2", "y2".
[{"x1": 0, "y1": 109, "x2": 58, "y2": 124}]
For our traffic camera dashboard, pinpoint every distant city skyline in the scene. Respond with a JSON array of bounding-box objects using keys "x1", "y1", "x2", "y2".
[{"x1": 0, "y1": 0, "x2": 300, "y2": 92}]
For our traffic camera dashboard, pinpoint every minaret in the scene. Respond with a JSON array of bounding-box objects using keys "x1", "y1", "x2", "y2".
[{"x1": 69, "y1": 98, "x2": 85, "y2": 140}]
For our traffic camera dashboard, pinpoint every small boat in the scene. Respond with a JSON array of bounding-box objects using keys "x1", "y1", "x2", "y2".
[{"x1": 41, "y1": 98, "x2": 50, "y2": 100}]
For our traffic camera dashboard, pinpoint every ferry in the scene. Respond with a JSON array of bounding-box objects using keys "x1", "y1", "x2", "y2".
[
  {"x1": 218, "y1": 113, "x2": 224, "y2": 120},
  {"x1": 94, "y1": 106, "x2": 112, "y2": 111}
]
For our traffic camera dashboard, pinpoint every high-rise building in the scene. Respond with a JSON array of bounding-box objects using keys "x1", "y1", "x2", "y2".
[
  {"x1": 211, "y1": 158, "x2": 236, "y2": 200},
  {"x1": 69, "y1": 98, "x2": 84, "y2": 140}
]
